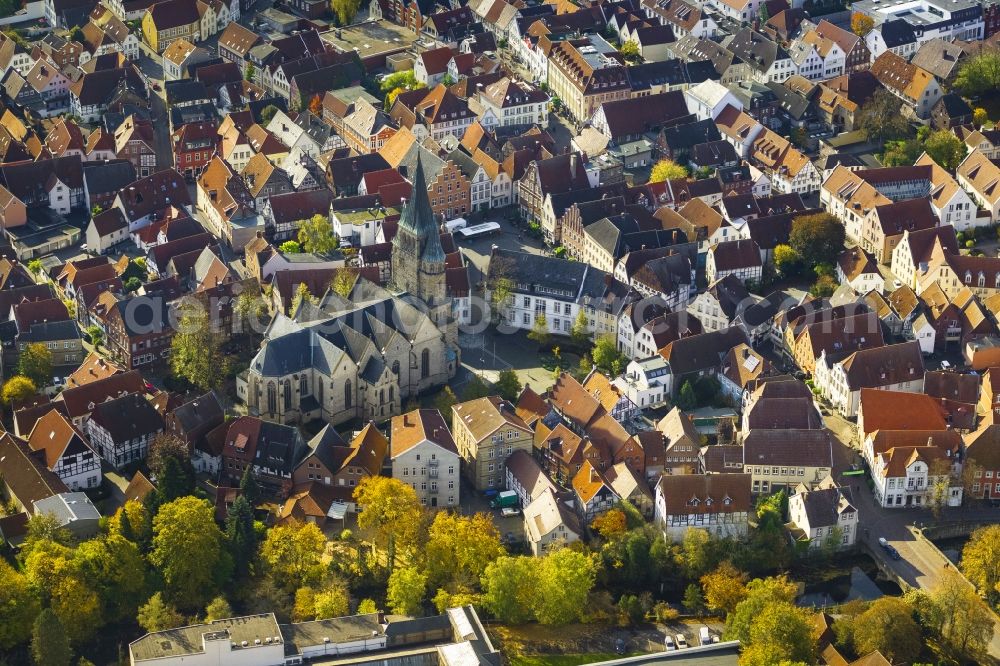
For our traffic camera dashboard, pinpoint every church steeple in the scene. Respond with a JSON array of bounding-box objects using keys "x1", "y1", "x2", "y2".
[{"x1": 391, "y1": 151, "x2": 447, "y2": 307}]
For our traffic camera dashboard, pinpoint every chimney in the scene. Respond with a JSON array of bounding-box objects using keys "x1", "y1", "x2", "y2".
[
  {"x1": 570, "y1": 153, "x2": 578, "y2": 174},
  {"x1": 377, "y1": 610, "x2": 386, "y2": 624}
]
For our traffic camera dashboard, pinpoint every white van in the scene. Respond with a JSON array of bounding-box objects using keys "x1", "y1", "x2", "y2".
[
  {"x1": 445, "y1": 218, "x2": 468, "y2": 233},
  {"x1": 699, "y1": 626, "x2": 711, "y2": 645}
]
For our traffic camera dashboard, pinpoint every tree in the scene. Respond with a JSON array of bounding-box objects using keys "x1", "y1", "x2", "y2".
[
  {"x1": 570, "y1": 309, "x2": 590, "y2": 346},
  {"x1": 931, "y1": 568, "x2": 993, "y2": 661},
  {"x1": 27, "y1": 258, "x2": 43, "y2": 275},
  {"x1": 2, "y1": 375, "x2": 36, "y2": 404},
  {"x1": 463, "y1": 375, "x2": 492, "y2": 400},
  {"x1": 260, "y1": 104, "x2": 279, "y2": 124},
  {"x1": 810, "y1": 274, "x2": 838, "y2": 298},
  {"x1": 261, "y1": 521, "x2": 327, "y2": 591},
  {"x1": 851, "y1": 11, "x2": 874, "y2": 37},
  {"x1": 649, "y1": 159, "x2": 687, "y2": 183},
  {"x1": 701, "y1": 562, "x2": 748, "y2": 617},
  {"x1": 137, "y1": 592, "x2": 183, "y2": 633},
  {"x1": 280, "y1": 240, "x2": 302, "y2": 253},
  {"x1": 683, "y1": 583, "x2": 705, "y2": 614},
  {"x1": 927, "y1": 458, "x2": 953, "y2": 520},
  {"x1": 592, "y1": 335, "x2": 625, "y2": 376},
  {"x1": 308, "y1": 93, "x2": 323, "y2": 116},
  {"x1": 924, "y1": 130, "x2": 966, "y2": 170},
  {"x1": 245, "y1": 62, "x2": 256, "y2": 82},
  {"x1": 330, "y1": 0, "x2": 362, "y2": 23},
  {"x1": 156, "y1": 455, "x2": 195, "y2": 503},
  {"x1": 676, "y1": 380, "x2": 697, "y2": 411},
  {"x1": 147, "y1": 433, "x2": 189, "y2": 478},
  {"x1": 975, "y1": 107, "x2": 989, "y2": 127},
  {"x1": 297, "y1": 214, "x2": 338, "y2": 254},
  {"x1": 425, "y1": 512, "x2": 504, "y2": 591},
  {"x1": 225, "y1": 495, "x2": 258, "y2": 578},
  {"x1": 359, "y1": 599, "x2": 378, "y2": 614},
  {"x1": 170, "y1": 303, "x2": 228, "y2": 391},
  {"x1": 384, "y1": 87, "x2": 405, "y2": 111},
  {"x1": 592, "y1": 509, "x2": 627, "y2": 540},
  {"x1": 331, "y1": 267, "x2": 359, "y2": 297},
  {"x1": 354, "y1": 476, "x2": 424, "y2": 568},
  {"x1": 726, "y1": 575, "x2": 797, "y2": 644},
  {"x1": 239, "y1": 465, "x2": 261, "y2": 507},
  {"x1": 293, "y1": 587, "x2": 318, "y2": 622},
  {"x1": 961, "y1": 525, "x2": 1000, "y2": 606},
  {"x1": 881, "y1": 138, "x2": 924, "y2": 167},
  {"x1": 379, "y1": 70, "x2": 421, "y2": 94},
  {"x1": 22, "y1": 512, "x2": 74, "y2": 552},
  {"x1": 619, "y1": 39, "x2": 641, "y2": 63},
  {"x1": 772, "y1": 244, "x2": 802, "y2": 277},
  {"x1": 849, "y1": 597, "x2": 922, "y2": 664},
  {"x1": 955, "y1": 48, "x2": 1000, "y2": 98},
  {"x1": 533, "y1": 548, "x2": 597, "y2": 625},
  {"x1": 528, "y1": 314, "x2": 550, "y2": 346},
  {"x1": 151, "y1": 497, "x2": 232, "y2": 609},
  {"x1": 789, "y1": 212, "x2": 845, "y2": 268},
  {"x1": 434, "y1": 386, "x2": 458, "y2": 414},
  {"x1": 205, "y1": 596, "x2": 233, "y2": 622},
  {"x1": 387, "y1": 566, "x2": 427, "y2": 615},
  {"x1": 481, "y1": 556, "x2": 538, "y2": 623},
  {"x1": 85, "y1": 325, "x2": 103, "y2": 347},
  {"x1": 75, "y1": 534, "x2": 148, "y2": 623},
  {"x1": 31, "y1": 608, "x2": 72, "y2": 666},
  {"x1": 494, "y1": 369, "x2": 522, "y2": 402},
  {"x1": 18, "y1": 342, "x2": 52, "y2": 388},
  {"x1": 859, "y1": 89, "x2": 911, "y2": 147},
  {"x1": 314, "y1": 583, "x2": 351, "y2": 619},
  {"x1": 741, "y1": 602, "x2": 815, "y2": 666},
  {"x1": 291, "y1": 282, "x2": 318, "y2": 315},
  {"x1": 234, "y1": 288, "x2": 268, "y2": 341},
  {"x1": 0, "y1": 558, "x2": 39, "y2": 649}
]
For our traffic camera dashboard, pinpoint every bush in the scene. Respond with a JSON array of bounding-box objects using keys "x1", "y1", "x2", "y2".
[
  {"x1": 653, "y1": 602, "x2": 680, "y2": 623},
  {"x1": 966, "y1": 239, "x2": 976, "y2": 249}
]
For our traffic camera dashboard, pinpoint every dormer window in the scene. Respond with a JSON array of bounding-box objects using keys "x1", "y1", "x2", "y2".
[{"x1": 687, "y1": 497, "x2": 700, "y2": 506}]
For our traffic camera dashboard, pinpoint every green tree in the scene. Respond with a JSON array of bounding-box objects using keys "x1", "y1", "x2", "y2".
[
  {"x1": 810, "y1": 274, "x2": 838, "y2": 298},
  {"x1": 773, "y1": 244, "x2": 802, "y2": 277},
  {"x1": 245, "y1": 62, "x2": 256, "y2": 82},
  {"x1": 789, "y1": 212, "x2": 846, "y2": 268},
  {"x1": 434, "y1": 386, "x2": 458, "y2": 414},
  {"x1": 280, "y1": 240, "x2": 302, "y2": 253},
  {"x1": 261, "y1": 521, "x2": 327, "y2": 591},
  {"x1": 27, "y1": 258, "x2": 43, "y2": 275},
  {"x1": 379, "y1": 70, "x2": 421, "y2": 93},
  {"x1": 881, "y1": 138, "x2": 924, "y2": 167},
  {"x1": 850, "y1": 597, "x2": 922, "y2": 664},
  {"x1": 331, "y1": 267, "x2": 359, "y2": 297},
  {"x1": 955, "y1": 48, "x2": 1000, "y2": 98},
  {"x1": 298, "y1": 214, "x2": 339, "y2": 254},
  {"x1": 239, "y1": 465, "x2": 261, "y2": 507},
  {"x1": 354, "y1": 476, "x2": 424, "y2": 568},
  {"x1": 676, "y1": 380, "x2": 697, "y2": 411},
  {"x1": 18, "y1": 342, "x2": 52, "y2": 388},
  {"x1": 425, "y1": 512, "x2": 504, "y2": 592},
  {"x1": 387, "y1": 566, "x2": 427, "y2": 616},
  {"x1": 975, "y1": 107, "x2": 990, "y2": 127},
  {"x1": 31, "y1": 608, "x2": 72, "y2": 666},
  {"x1": 22, "y1": 512, "x2": 74, "y2": 552},
  {"x1": 75, "y1": 534, "x2": 147, "y2": 623},
  {"x1": 2, "y1": 375, "x2": 36, "y2": 404},
  {"x1": 463, "y1": 375, "x2": 492, "y2": 400},
  {"x1": 859, "y1": 89, "x2": 911, "y2": 147},
  {"x1": 123, "y1": 276, "x2": 142, "y2": 292},
  {"x1": 205, "y1": 596, "x2": 233, "y2": 622},
  {"x1": 683, "y1": 583, "x2": 705, "y2": 614},
  {"x1": 137, "y1": 592, "x2": 183, "y2": 633},
  {"x1": 924, "y1": 130, "x2": 967, "y2": 170},
  {"x1": 533, "y1": 548, "x2": 597, "y2": 625},
  {"x1": 649, "y1": 159, "x2": 687, "y2": 183},
  {"x1": 147, "y1": 433, "x2": 189, "y2": 479},
  {"x1": 528, "y1": 314, "x2": 550, "y2": 346},
  {"x1": 170, "y1": 303, "x2": 228, "y2": 391},
  {"x1": 962, "y1": 524, "x2": 1000, "y2": 605},
  {"x1": 151, "y1": 497, "x2": 232, "y2": 609},
  {"x1": 930, "y1": 568, "x2": 993, "y2": 662},
  {"x1": 700, "y1": 562, "x2": 748, "y2": 617},
  {"x1": 225, "y1": 495, "x2": 258, "y2": 578},
  {"x1": 290, "y1": 282, "x2": 318, "y2": 314},
  {"x1": 740, "y1": 602, "x2": 814, "y2": 666},
  {"x1": 0, "y1": 558, "x2": 39, "y2": 649},
  {"x1": 156, "y1": 455, "x2": 195, "y2": 503},
  {"x1": 726, "y1": 575, "x2": 797, "y2": 644},
  {"x1": 260, "y1": 104, "x2": 279, "y2": 124},
  {"x1": 570, "y1": 309, "x2": 590, "y2": 346},
  {"x1": 84, "y1": 325, "x2": 103, "y2": 347},
  {"x1": 494, "y1": 369, "x2": 522, "y2": 402},
  {"x1": 619, "y1": 39, "x2": 641, "y2": 63},
  {"x1": 591, "y1": 334, "x2": 625, "y2": 376},
  {"x1": 314, "y1": 583, "x2": 351, "y2": 619},
  {"x1": 481, "y1": 556, "x2": 538, "y2": 623}
]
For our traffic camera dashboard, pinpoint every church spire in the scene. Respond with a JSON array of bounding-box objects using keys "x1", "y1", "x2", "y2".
[{"x1": 399, "y1": 152, "x2": 445, "y2": 264}]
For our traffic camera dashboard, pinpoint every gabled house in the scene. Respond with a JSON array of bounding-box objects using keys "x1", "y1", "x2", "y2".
[
  {"x1": 85, "y1": 392, "x2": 164, "y2": 469},
  {"x1": 787, "y1": 479, "x2": 858, "y2": 551},
  {"x1": 869, "y1": 51, "x2": 941, "y2": 120},
  {"x1": 390, "y1": 408, "x2": 461, "y2": 509},
  {"x1": 26, "y1": 408, "x2": 102, "y2": 490},
  {"x1": 220, "y1": 416, "x2": 306, "y2": 500},
  {"x1": 814, "y1": 341, "x2": 925, "y2": 417},
  {"x1": 654, "y1": 473, "x2": 752, "y2": 541}
]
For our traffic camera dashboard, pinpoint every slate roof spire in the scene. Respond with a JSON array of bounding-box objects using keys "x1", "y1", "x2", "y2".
[{"x1": 399, "y1": 152, "x2": 445, "y2": 264}]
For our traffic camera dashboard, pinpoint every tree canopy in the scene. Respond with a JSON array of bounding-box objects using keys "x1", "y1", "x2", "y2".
[
  {"x1": 170, "y1": 303, "x2": 228, "y2": 390},
  {"x1": 18, "y1": 342, "x2": 52, "y2": 388},
  {"x1": 962, "y1": 524, "x2": 1000, "y2": 606},
  {"x1": 297, "y1": 214, "x2": 339, "y2": 254},
  {"x1": 649, "y1": 159, "x2": 687, "y2": 183},
  {"x1": 789, "y1": 213, "x2": 846, "y2": 268},
  {"x1": 859, "y1": 89, "x2": 911, "y2": 146},
  {"x1": 2, "y1": 375, "x2": 36, "y2": 404},
  {"x1": 955, "y1": 48, "x2": 1000, "y2": 98}
]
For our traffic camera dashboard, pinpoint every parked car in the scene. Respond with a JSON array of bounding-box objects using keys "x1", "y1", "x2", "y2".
[
  {"x1": 614, "y1": 638, "x2": 626, "y2": 654},
  {"x1": 676, "y1": 634, "x2": 688, "y2": 649},
  {"x1": 664, "y1": 635, "x2": 676, "y2": 651},
  {"x1": 699, "y1": 626, "x2": 711, "y2": 645}
]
